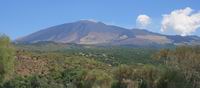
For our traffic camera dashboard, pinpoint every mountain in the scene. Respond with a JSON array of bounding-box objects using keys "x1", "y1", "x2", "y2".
[{"x1": 15, "y1": 20, "x2": 200, "y2": 46}]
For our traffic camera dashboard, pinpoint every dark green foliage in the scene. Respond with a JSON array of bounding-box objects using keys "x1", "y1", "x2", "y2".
[{"x1": 62, "y1": 68, "x2": 87, "y2": 88}]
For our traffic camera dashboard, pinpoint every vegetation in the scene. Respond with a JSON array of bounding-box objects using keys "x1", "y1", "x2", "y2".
[
  {"x1": 15, "y1": 43, "x2": 158, "y2": 65},
  {"x1": 0, "y1": 35, "x2": 15, "y2": 84},
  {"x1": 0, "y1": 36, "x2": 200, "y2": 88},
  {"x1": 154, "y1": 46, "x2": 200, "y2": 88}
]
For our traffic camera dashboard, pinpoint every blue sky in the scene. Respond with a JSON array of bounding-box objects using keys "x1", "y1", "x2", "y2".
[{"x1": 0, "y1": 0, "x2": 200, "y2": 39}]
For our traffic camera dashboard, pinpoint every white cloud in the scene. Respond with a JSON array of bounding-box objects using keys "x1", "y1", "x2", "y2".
[
  {"x1": 161, "y1": 7, "x2": 200, "y2": 36},
  {"x1": 136, "y1": 14, "x2": 151, "y2": 28}
]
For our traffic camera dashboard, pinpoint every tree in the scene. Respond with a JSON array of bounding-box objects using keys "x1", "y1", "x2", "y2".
[{"x1": 0, "y1": 35, "x2": 15, "y2": 84}]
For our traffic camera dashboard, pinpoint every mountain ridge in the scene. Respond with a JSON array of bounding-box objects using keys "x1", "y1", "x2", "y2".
[{"x1": 15, "y1": 20, "x2": 200, "y2": 46}]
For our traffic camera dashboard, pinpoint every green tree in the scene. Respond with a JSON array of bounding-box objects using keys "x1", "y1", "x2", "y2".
[{"x1": 0, "y1": 35, "x2": 15, "y2": 84}]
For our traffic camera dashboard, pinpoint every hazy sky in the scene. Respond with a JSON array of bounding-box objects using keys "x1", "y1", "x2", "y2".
[{"x1": 0, "y1": 0, "x2": 200, "y2": 39}]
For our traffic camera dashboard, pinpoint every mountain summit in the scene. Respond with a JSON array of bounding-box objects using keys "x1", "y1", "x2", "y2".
[{"x1": 16, "y1": 20, "x2": 200, "y2": 46}]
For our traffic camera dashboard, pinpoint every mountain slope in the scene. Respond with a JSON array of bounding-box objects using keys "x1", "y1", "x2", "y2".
[
  {"x1": 17, "y1": 20, "x2": 134, "y2": 44},
  {"x1": 16, "y1": 20, "x2": 200, "y2": 46}
]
